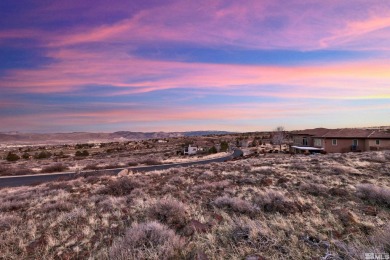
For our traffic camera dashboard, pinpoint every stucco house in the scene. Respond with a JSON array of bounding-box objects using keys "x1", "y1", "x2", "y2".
[
  {"x1": 183, "y1": 145, "x2": 198, "y2": 155},
  {"x1": 290, "y1": 128, "x2": 390, "y2": 153}
]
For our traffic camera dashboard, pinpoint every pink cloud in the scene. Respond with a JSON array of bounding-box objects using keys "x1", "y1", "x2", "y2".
[
  {"x1": 2, "y1": 0, "x2": 390, "y2": 51},
  {"x1": 34, "y1": 0, "x2": 388, "y2": 51},
  {"x1": 1, "y1": 46, "x2": 389, "y2": 100}
]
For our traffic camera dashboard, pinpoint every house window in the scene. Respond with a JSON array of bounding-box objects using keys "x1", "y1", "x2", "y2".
[
  {"x1": 376, "y1": 139, "x2": 380, "y2": 145},
  {"x1": 332, "y1": 139, "x2": 337, "y2": 146},
  {"x1": 352, "y1": 139, "x2": 358, "y2": 146},
  {"x1": 314, "y1": 139, "x2": 322, "y2": 146},
  {"x1": 302, "y1": 137, "x2": 308, "y2": 146}
]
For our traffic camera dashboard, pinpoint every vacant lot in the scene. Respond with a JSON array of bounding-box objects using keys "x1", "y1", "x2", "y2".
[{"x1": 1, "y1": 151, "x2": 389, "y2": 259}]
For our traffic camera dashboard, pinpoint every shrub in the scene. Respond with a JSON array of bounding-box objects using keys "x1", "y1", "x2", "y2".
[
  {"x1": 197, "y1": 170, "x2": 214, "y2": 180},
  {"x1": 75, "y1": 143, "x2": 93, "y2": 149},
  {"x1": 0, "y1": 166, "x2": 10, "y2": 176},
  {"x1": 11, "y1": 168, "x2": 35, "y2": 176},
  {"x1": 220, "y1": 141, "x2": 229, "y2": 152},
  {"x1": 6, "y1": 152, "x2": 20, "y2": 162},
  {"x1": 148, "y1": 198, "x2": 188, "y2": 228},
  {"x1": 364, "y1": 153, "x2": 386, "y2": 163},
  {"x1": 83, "y1": 164, "x2": 100, "y2": 170},
  {"x1": 299, "y1": 182, "x2": 328, "y2": 196},
  {"x1": 208, "y1": 146, "x2": 218, "y2": 154},
  {"x1": 22, "y1": 152, "x2": 30, "y2": 160},
  {"x1": 75, "y1": 150, "x2": 89, "y2": 157},
  {"x1": 99, "y1": 177, "x2": 141, "y2": 196},
  {"x1": 253, "y1": 189, "x2": 300, "y2": 214},
  {"x1": 40, "y1": 163, "x2": 69, "y2": 173},
  {"x1": 141, "y1": 159, "x2": 162, "y2": 165},
  {"x1": 35, "y1": 151, "x2": 52, "y2": 159},
  {"x1": 108, "y1": 221, "x2": 184, "y2": 260},
  {"x1": 128, "y1": 161, "x2": 139, "y2": 166},
  {"x1": 214, "y1": 196, "x2": 256, "y2": 214},
  {"x1": 356, "y1": 184, "x2": 390, "y2": 206},
  {"x1": 168, "y1": 176, "x2": 186, "y2": 185},
  {"x1": 102, "y1": 164, "x2": 121, "y2": 169}
]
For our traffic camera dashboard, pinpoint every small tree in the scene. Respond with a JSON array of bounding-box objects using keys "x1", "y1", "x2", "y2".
[
  {"x1": 272, "y1": 126, "x2": 286, "y2": 151},
  {"x1": 22, "y1": 152, "x2": 30, "y2": 160},
  {"x1": 209, "y1": 146, "x2": 218, "y2": 154},
  {"x1": 6, "y1": 152, "x2": 20, "y2": 162},
  {"x1": 250, "y1": 140, "x2": 258, "y2": 147},
  {"x1": 220, "y1": 141, "x2": 229, "y2": 152},
  {"x1": 75, "y1": 150, "x2": 89, "y2": 157},
  {"x1": 35, "y1": 151, "x2": 52, "y2": 159}
]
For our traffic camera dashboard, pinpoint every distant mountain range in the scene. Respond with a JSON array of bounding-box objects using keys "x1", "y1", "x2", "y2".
[{"x1": 0, "y1": 131, "x2": 234, "y2": 145}]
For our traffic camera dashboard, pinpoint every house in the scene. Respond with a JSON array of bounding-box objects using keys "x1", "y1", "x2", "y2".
[
  {"x1": 290, "y1": 128, "x2": 390, "y2": 153},
  {"x1": 183, "y1": 145, "x2": 198, "y2": 155}
]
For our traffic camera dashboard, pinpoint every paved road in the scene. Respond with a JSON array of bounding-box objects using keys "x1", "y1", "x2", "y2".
[{"x1": 0, "y1": 149, "x2": 243, "y2": 188}]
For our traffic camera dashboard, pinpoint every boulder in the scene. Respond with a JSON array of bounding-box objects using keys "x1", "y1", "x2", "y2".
[{"x1": 118, "y1": 169, "x2": 129, "y2": 177}]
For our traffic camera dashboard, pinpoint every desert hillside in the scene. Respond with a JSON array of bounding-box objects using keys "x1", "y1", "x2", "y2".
[
  {"x1": 0, "y1": 131, "x2": 233, "y2": 146},
  {"x1": 1, "y1": 151, "x2": 389, "y2": 259}
]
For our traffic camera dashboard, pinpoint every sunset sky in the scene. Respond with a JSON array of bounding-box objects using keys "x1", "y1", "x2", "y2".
[{"x1": 1, "y1": 0, "x2": 389, "y2": 133}]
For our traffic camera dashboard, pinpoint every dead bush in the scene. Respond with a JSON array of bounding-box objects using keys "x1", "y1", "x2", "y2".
[
  {"x1": 83, "y1": 164, "x2": 100, "y2": 170},
  {"x1": 214, "y1": 196, "x2": 256, "y2": 214},
  {"x1": 108, "y1": 221, "x2": 184, "y2": 260},
  {"x1": 0, "y1": 167, "x2": 35, "y2": 176},
  {"x1": 99, "y1": 177, "x2": 141, "y2": 196},
  {"x1": 148, "y1": 198, "x2": 188, "y2": 228},
  {"x1": 0, "y1": 166, "x2": 10, "y2": 176},
  {"x1": 141, "y1": 159, "x2": 162, "y2": 165},
  {"x1": 217, "y1": 218, "x2": 275, "y2": 251},
  {"x1": 197, "y1": 170, "x2": 214, "y2": 180},
  {"x1": 40, "y1": 163, "x2": 69, "y2": 173},
  {"x1": 128, "y1": 161, "x2": 139, "y2": 166},
  {"x1": 46, "y1": 181, "x2": 74, "y2": 191},
  {"x1": 363, "y1": 153, "x2": 386, "y2": 163},
  {"x1": 253, "y1": 189, "x2": 300, "y2": 214},
  {"x1": 329, "y1": 187, "x2": 349, "y2": 197},
  {"x1": 289, "y1": 163, "x2": 306, "y2": 171},
  {"x1": 168, "y1": 176, "x2": 186, "y2": 185},
  {"x1": 356, "y1": 184, "x2": 390, "y2": 207},
  {"x1": 299, "y1": 182, "x2": 328, "y2": 196},
  {"x1": 102, "y1": 164, "x2": 122, "y2": 169}
]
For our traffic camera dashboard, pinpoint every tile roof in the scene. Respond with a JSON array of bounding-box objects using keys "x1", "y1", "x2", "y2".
[
  {"x1": 291, "y1": 128, "x2": 330, "y2": 136},
  {"x1": 366, "y1": 130, "x2": 390, "y2": 139},
  {"x1": 291, "y1": 128, "x2": 390, "y2": 139},
  {"x1": 321, "y1": 129, "x2": 372, "y2": 138}
]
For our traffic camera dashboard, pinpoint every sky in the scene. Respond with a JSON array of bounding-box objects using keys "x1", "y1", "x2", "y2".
[{"x1": 0, "y1": 0, "x2": 390, "y2": 133}]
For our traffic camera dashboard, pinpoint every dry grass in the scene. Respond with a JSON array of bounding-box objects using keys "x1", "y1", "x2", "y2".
[
  {"x1": 0, "y1": 150, "x2": 389, "y2": 259},
  {"x1": 107, "y1": 221, "x2": 185, "y2": 260},
  {"x1": 356, "y1": 184, "x2": 390, "y2": 206}
]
